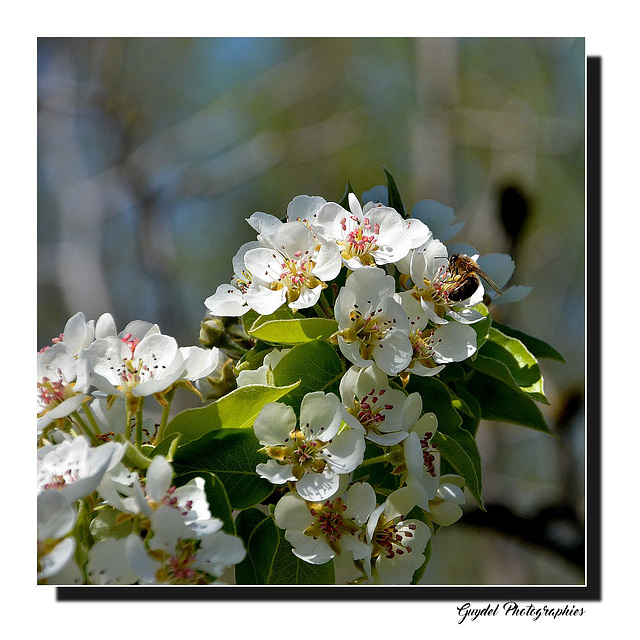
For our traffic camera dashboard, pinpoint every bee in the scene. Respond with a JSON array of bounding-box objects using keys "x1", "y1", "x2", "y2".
[{"x1": 444, "y1": 253, "x2": 503, "y2": 302}]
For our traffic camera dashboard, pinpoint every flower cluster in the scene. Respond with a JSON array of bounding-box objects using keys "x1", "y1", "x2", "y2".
[
  {"x1": 38, "y1": 173, "x2": 546, "y2": 587},
  {"x1": 37, "y1": 312, "x2": 246, "y2": 584},
  {"x1": 201, "y1": 185, "x2": 529, "y2": 584}
]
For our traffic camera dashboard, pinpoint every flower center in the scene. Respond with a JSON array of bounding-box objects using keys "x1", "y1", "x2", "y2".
[
  {"x1": 348, "y1": 388, "x2": 394, "y2": 436},
  {"x1": 419, "y1": 432, "x2": 437, "y2": 477},
  {"x1": 372, "y1": 515, "x2": 417, "y2": 560},
  {"x1": 40, "y1": 466, "x2": 80, "y2": 491},
  {"x1": 305, "y1": 497, "x2": 362, "y2": 554},
  {"x1": 151, "y1": 540, "x2": 207, "y2": 584},
  {"x1": 38, "y1": 371, "x2": 75, "y2": 410},
  {"x1": 146, "y1": 484, "x2": 194, "y2": 516},
  {"x1": 409, "y1": 329, "x2": 442, "y2": 369},
  {"x1": 105, "y1": 349, "x2": 167, "y2": 393},
  {"x1": 233, "y1": 269, "x2": 252, "y2": 294},
  {"x1": 338, "y1": 216, "x2": 380, "y2": 266},
  {"x1": 266, "y1": 429, "x2": 328, "y2": 479},
  {"x1": 339, "y1": 305, "x2": 395, "y2": 360},
  {"x1": 270, "y1": 254, "x2": 324, "y2": 303},
  {"x1": 411, "y1": 264, "x2": 453, "y2": 310}
]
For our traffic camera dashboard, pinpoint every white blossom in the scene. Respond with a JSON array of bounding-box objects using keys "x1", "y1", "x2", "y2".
[
  {"x1": 254, "y1": 392, "x2": 365, "y2": 501},
  {"x1": 315, "y1": 193, "x2": 412, "y2": 269},
  {"x1": 335, "y1": 267, "x2": 412, "y2": 376},
  {"x1": 274, "y1": 482, "x2": 375, "y2": 564}
]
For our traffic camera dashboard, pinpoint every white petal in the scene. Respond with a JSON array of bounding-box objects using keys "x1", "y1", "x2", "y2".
[
  {"x1": 286, "y1": 195, "x2": 327, "y2": 224},
  {"x1": 274, "y1": 492, "x2": 314, "y2": 531},
  {"x1": 373, "y1": 330, "x2": 412, "y2": 376},
  {"x1": 145, "y1": 456, "x2": 173, "y2": 502},
  {"x1": 299, "y1": 392, "x2": 343, "y2": 441},
  {"x1": 256, "y1": 459, "x2": 297, "y2": 484},
  {"x1": 205, "y1": 284, "x2": 248, "y2": 317},
  {"x1": 344, "y1": 482, "x2": 377, "y2": 526},
  {"x1": 285, "y1": 530, "x2": 335, "y2": 564},
  {"x1": 296, "y1": 468, "x2": 340, "y2": 501},
  {"x1": 253, "y1": 402, "x2": 297, "y2": 446},
  {"x1": 323, "y1": 428, "x2": 365, "y2": 474},
  {"x1": 476, "y1": 253, "x2": 515, "y2": 289},
  {"x1": 87, "y1": 538, "x2": 138, "y2": 584},
  {"x1": 125, "y1": 534, "x2": 160, "y2": 583}
]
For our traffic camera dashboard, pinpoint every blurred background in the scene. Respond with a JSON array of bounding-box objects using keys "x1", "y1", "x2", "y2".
[{"x1": 37, "y1": 37, "x2": 585, "y2": 585}]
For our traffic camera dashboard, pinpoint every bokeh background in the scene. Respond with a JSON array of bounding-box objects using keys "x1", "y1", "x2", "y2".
[{"x1": 37, "y1": 37, "x2": 585, "y2": 585}]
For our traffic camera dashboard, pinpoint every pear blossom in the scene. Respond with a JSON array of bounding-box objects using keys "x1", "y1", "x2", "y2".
[
  {"x1": 247, "y1": 195, "x2": 328, "y2": 244},
  {"x1": 124, "y1": 506, "x2": 245, "y2": 584},
  {"x1": 364, "y1": 486, "x2": 431, "y2": 584},
  {"x1": 204, "y1": 241, "x2": 260, "y2": 317},
  {"x1": 402, "y1": 414, "x2": 441, "y2": 510},
  {"x1": 334, "y1": 267, "x2": 412, "y2": 376},
  {"x1": 242, "y1": 220, "x2": 341, "y2": 314},
  {"x1": 254, "y1": 392, "x2": 365, "y2": 501},
  {"x1": 274, "y1": 482, "x2": 375, "y2": 564},
  {"x1": 397, "y1": 291, "x2": 477, "y2": 381},
  {"x1": 86, "y1": 333, "x2": 219, "y2": 400},
  {"x1": 37, "y1": 490, "x2": 77, "y2": 581},
  {"x1": 315, "y1": 193, "x2": 412, "y2": 269},
  {"x1": 37, "y1": 342, "x2": 87, "y2": 433},
  {"x1": 37, "y1": 436, "x2": 122, "y2": 502},
  {"x1": 339, "y1": 364, "x2": 423, "y2": 446},
  {"x1": 100, "y1": 456, "x2": 221, "y2": 536},
  {"x1": 406, "y1": 237, "x2": 486, "y2": 325}
]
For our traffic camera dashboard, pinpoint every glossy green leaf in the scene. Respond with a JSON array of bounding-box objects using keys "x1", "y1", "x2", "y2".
[
  {"x1": 171, "y1": 428, "x2": 274, "y2": 509},
  {"x1": 406, "y1": 375, "x2": 463, "y2": 432},
  {"x1": 246, "y1": 516, "x2": 335, "y2": 584},
  {"x1": 491, "y1": 321, "x2": 565, "y2": 362},
  {"x1": 234, "y1": 508, "x2": 271, "y2": 584},
  {"x1": 248, "y1": 315, "x2": 338, "y2": 345},
  {"x1": 476, "y1": 327, "x2": 548, "y2": 404},
  {"x1": 173, "y1": 471, "x2": 235, "y2": 535},
  {"x1": 431, "y1": 429, "x2": 484, "y2": 509},
  {"x1": 161, "y1": 381, "x2": 299, "y2": 445},
  {"x1": 467, "y1": 370, "x2": 555, "y2": 435},
  {"x1": 272, "y1": 340, "x2": 345, "y2": 411},
  {"x1": 383, "y1": 165, "x2": 406, "y2": 217}
]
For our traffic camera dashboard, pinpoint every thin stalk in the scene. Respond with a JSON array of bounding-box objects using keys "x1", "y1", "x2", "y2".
[
  {"x1": 134, "y1": 397, "x2": 145, "y2": 449},
  {"x1": 70, "y1": 411, "x2": 100, "y2": 446},
  {"x1": 357, "y1": 453, "x2": 393, "y2": 467},
  {"x1": 82, "y1": 402, "x2": 102, "y2": 436}
]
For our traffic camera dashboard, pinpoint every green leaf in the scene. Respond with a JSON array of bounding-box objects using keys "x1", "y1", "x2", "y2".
[
  {"x1": 467, "y1": 370, "x2": 555, "y2": 435},
  {"x1": 246, "y1": 516, "x2": 335, "y2": 584},
  {"x1": 431, "y1": 429, "x2": 484, "y2": 509},
  {"x1": 383, "y1": 165, "x2": 406, "y2": 218},
  {"x1": 171, "y1": 428, "x2": 274, "y2": 509},
  {"x1": 491, "y1": 320, "x2": 565, "y2": 363},
  {"x1": 476, "y1": 327, "x2": 548, "y2": 404},
  {"x1": 234, "y1": 508, "x2": 271, "y2": 584},
  {"x1": 337, "y1": 181, "x2": 356, "y2": 209},
  {"x1": 161, "y1": 382, "x2": 299, "y2": 445},
  {"x1": 405, "y1": 375, "x2": 463, "y2": 432},
  {"x1": 248, "y1": 315, "x2": 338, "y2": 345},
  {"x1": 272, "y1": 340, "x2": 345, "y2": 411},
  {"x1": 173, "y1": 471, "x2": 235, "y2": 535}
]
